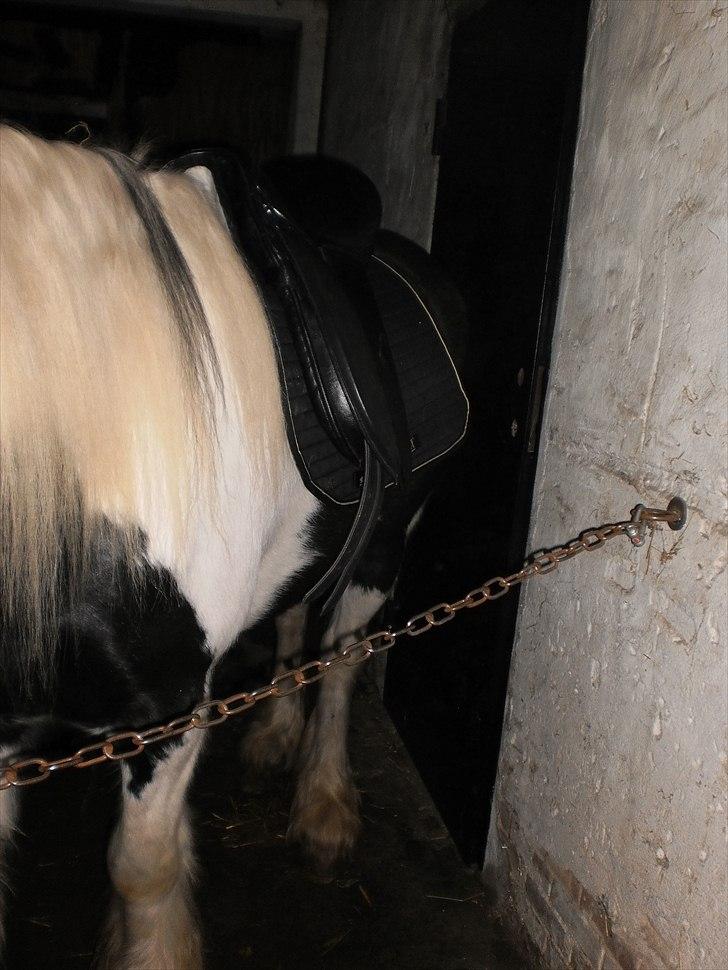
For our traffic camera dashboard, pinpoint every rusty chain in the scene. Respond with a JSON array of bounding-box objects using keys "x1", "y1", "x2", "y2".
[{"x1": 0, "y1": 499, "x2": 686, "y2": 791}]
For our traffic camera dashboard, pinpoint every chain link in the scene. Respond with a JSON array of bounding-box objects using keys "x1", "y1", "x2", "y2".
[{"x1": 0, "y1": 501, "x2": 684, "y2": 792}]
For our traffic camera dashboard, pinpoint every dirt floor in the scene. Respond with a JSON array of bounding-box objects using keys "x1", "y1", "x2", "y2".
[{"x1": 5, "y1": 673, "x2": 534, "y2": 970}]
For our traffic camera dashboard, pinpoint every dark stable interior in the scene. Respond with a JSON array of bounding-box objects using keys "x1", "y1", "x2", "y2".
[
  {"x1": 0, "y1": 0, "x2": 587, "y2": 963},
  {"x1": 0, "y1": 2, "x2": 297, "y2": 162},
  {"x1": 386, "y1": 0, "x2": 589, "y2": 866}
]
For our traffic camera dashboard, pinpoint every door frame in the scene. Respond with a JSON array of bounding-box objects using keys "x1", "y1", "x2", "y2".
[{"x1": 12, "y1": 0, "x2": 328, "y2": 152}]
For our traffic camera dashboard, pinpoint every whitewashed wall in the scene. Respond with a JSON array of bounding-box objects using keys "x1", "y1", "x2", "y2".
[{"x1": 485, "y1": 3, "x2": 728, "y2": 969}]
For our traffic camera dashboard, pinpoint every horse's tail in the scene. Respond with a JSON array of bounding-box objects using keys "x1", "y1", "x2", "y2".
[{"x1": 0, "y1": 126, "x2": 222, "y2": 687}]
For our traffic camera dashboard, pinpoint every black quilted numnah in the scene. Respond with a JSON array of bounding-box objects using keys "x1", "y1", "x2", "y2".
[{"x1": 271, "y1": 251, "x2": 469, "y2": 506}]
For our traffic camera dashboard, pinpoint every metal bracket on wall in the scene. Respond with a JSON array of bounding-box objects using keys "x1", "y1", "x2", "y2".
[{"x1": 625, "y1": 496, "x2": 687, "y2": 546}]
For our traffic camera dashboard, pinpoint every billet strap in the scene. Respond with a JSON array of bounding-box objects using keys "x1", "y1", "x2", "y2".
[{"x1": 303, "y1": 441, "x2": 384, "y2": 612}]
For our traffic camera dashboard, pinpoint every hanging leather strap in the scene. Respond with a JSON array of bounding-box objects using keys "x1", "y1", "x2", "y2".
[{"x1": 303, "y1": 442, "x2": 384, "y2": 612}]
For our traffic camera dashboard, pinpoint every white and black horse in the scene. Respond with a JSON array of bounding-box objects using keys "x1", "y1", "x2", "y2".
[{"x1": 0, "y1": 126, "x2": 466, "y2": 968}]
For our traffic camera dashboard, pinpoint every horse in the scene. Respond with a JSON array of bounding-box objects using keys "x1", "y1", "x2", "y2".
[{"x1": 0, "y1": 125, "x2": 467, "y2": 968}]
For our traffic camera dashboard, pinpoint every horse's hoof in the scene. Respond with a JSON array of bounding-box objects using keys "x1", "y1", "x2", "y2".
[
  {"x1": 287, "y1": 781, "x2": 361, "y2": 872},
  {"x1": 93, "y1": 894, "x2": 124, "y2": 970},
  {"x1": 95, "y1": 887, "x2": 203, "y2": 970}
]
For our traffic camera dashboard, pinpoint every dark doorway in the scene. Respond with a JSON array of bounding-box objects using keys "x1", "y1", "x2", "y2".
[
  {"x1": 0, "y1": 2, "x2": 297, "y2": 163},
  {"x1": 384, "y1": 0, "x2": 590, "y2": 866}
]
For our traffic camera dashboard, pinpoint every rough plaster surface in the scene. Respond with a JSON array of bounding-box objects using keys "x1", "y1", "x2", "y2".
[
  {"x1": 485, "y1": 3, "x2": 727, "y2": 969},
  {"x1": 320, "y1": 0, "x2": 451, "y2": 249}
]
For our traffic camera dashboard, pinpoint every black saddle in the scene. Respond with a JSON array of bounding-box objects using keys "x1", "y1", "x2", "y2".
[{"x1": 168, "y1": 150, "x2": 468, "y2": 610}]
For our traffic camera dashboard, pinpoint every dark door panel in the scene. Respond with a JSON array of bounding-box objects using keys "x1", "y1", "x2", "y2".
[{"x1": 385, "y1": 0, "x2": 590, "y2": 866}]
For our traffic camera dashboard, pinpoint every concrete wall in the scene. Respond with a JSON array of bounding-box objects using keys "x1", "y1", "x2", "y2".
[
  {"x1": 320, "y1": 0, "x2": 451, "y2": 249},
  {"x1": 485, "y1": 3, "x2": 728, "y2": 969}
]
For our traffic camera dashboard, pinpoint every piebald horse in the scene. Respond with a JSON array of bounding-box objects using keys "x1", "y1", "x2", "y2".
[{"x1": 0, "y1": 126, "x2": 464, "y2": 968}]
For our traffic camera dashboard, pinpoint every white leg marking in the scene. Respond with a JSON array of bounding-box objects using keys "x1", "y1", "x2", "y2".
[
  {"x1": 242, "y1": 603, "x2": 309, "y2": 771},
  {"x1": 0, "y1": 773, "x2": 18, "y2": 953},
  {"x1": 288, "y1": 585, "x2": 386, "y2": 870},
  {"x1": 99, "y1": 733, "x2": 204, "y2": 970}
]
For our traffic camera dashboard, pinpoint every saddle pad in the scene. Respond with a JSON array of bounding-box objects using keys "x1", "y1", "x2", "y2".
[{"x1": 270, "y1": 250, "x2": 469, "y2": 506}]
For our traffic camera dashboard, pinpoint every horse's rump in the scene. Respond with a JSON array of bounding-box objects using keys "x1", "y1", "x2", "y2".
[{"x1": 0, "y1": 127, "x2": 284, "y2": 684}]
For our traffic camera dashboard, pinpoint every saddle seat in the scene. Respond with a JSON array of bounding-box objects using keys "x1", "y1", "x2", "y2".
[{"x1": 261, "y1": 154, "x2": 382, "y2": 255}]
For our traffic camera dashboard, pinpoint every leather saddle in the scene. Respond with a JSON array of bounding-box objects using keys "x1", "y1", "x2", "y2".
[{"x1": 168, "y1": 150, "x2": 468, "y2": 610}]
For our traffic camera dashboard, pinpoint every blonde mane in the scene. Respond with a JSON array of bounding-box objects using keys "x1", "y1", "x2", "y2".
[{"x1": 0, "y1": 127, "x2": 284, "y2": 681}]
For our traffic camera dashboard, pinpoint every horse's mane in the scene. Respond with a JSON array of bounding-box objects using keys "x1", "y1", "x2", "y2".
[
  {"x1": 0, "y1": 126, "x2": 282, "y2": 687},
  {"x1": 95, "y1": 146, "x2": 223, "y2": 413}
]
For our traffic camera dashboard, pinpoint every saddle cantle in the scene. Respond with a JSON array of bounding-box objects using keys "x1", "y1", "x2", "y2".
[{"x1": 168, "y1": 150, "x2": 469, "y2": 609}]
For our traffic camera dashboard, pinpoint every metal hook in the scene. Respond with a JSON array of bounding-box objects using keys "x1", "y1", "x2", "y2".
[{"x1": 626, "y1": 496, "x2": 687, "y2": 546}]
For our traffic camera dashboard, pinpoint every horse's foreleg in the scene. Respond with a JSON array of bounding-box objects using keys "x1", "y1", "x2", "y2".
[
  {"x1": 99, "y1": 733, "x2": 205, "y2": 970},
  {"x1": 0, "y1": 780, "x2": 18, "y2": 952},
  {"x1": 242, "y1": 602, "x2": 308, "y2": 771},
  {"x1": 288, "y1": 585, "x2": 386, "y2": 872}
]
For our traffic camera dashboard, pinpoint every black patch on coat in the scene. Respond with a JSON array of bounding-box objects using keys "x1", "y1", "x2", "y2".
[{"x1": 1, "y1": 529, "x2": 211, "y2": 798}]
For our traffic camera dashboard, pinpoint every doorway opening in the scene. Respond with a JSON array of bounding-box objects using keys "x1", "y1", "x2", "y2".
[
  {"x1": 385, "y1": 0, "x2": 590, "y2": 867},
  {"x1": 0, "y1": 1, "x2": 312, "y2": 163}
]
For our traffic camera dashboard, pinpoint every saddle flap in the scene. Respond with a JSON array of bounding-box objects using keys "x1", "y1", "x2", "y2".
[{"x1": 265, "y1": 214, "x2": 408, "y2": 483}]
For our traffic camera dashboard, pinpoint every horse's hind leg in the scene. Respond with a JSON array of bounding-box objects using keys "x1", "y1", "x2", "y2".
[
  {"x1": 242, "y1": 603, "x2": 308, "y2": 772},
  {"x1": 99, "y1": 733, "x2": 205, "y2": 970},
  {"x1": 288, "y1": 585, "x2": 386, "y2": 873}
]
